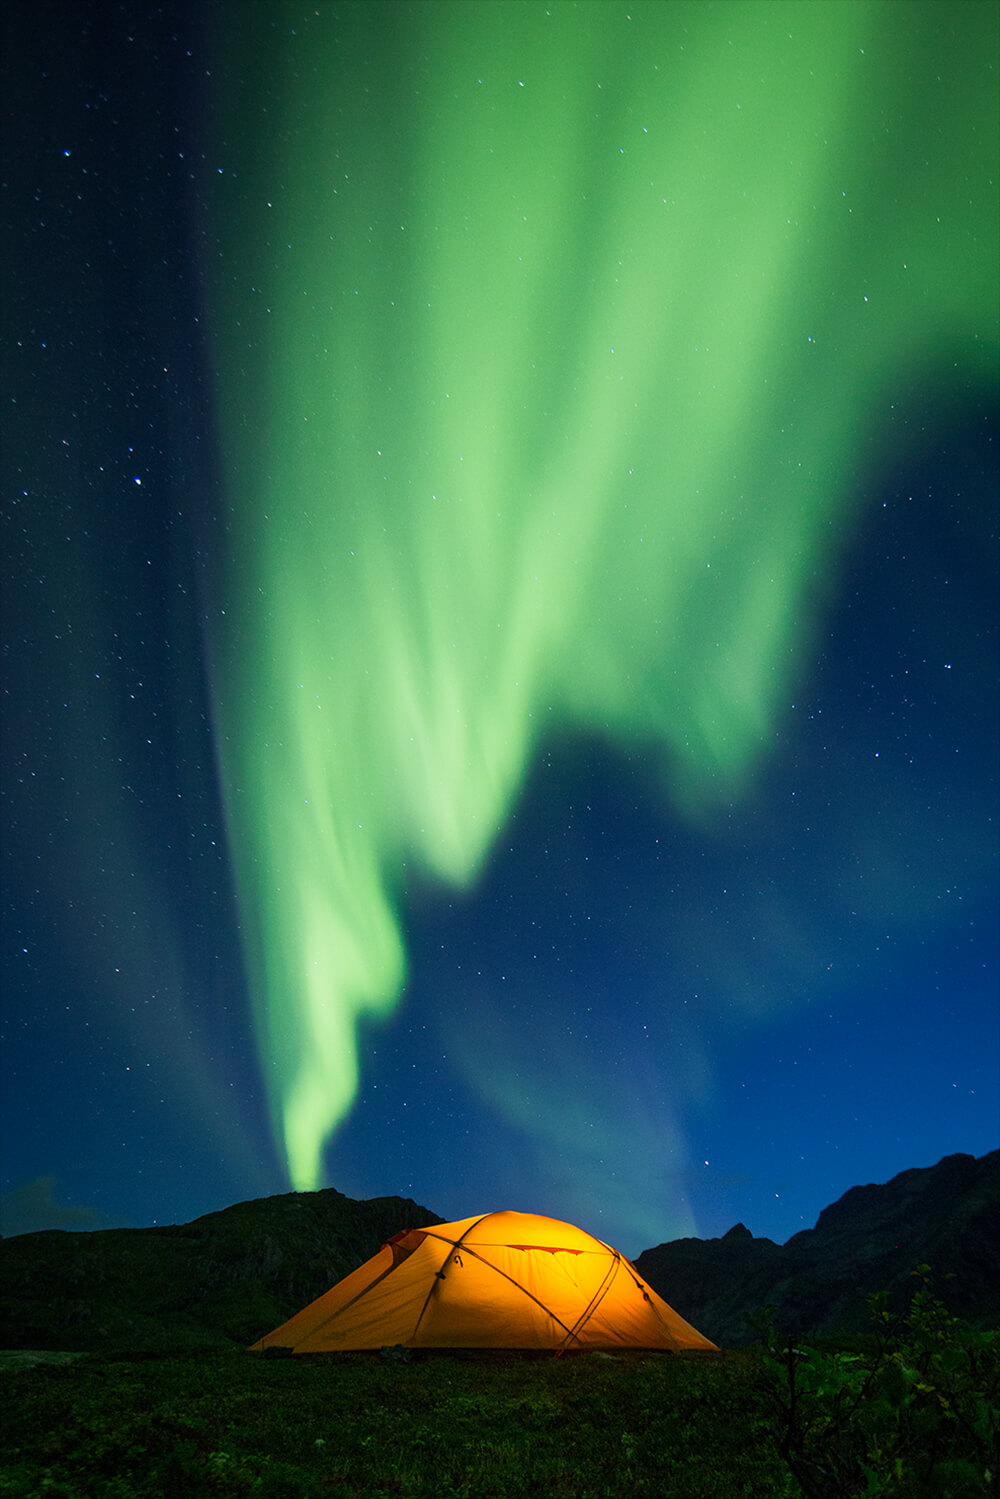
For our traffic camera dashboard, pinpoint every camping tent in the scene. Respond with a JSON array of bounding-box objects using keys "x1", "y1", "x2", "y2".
[{"x1": 250, "y1": 1210, "x2": 717, "y2": 1353}]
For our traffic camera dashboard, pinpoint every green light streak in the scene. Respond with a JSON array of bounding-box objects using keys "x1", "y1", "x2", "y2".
[{"x1": 209, "y1": 1, "x2": 998, "y2": 1191}]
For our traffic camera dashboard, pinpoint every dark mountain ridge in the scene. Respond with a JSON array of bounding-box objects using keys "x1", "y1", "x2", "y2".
[
  {"x1": 1, "y1": 1151, "x2": 996, "y2": 1352},
  {"x1": 636, "y1": 1150, "x2": 1000, "y2": 1345},
  {"x1": 0, "y1": 1188, "x2": 442, "y2": 1352}
]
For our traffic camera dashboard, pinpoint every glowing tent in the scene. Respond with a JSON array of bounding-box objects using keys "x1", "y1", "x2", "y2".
[{"x1": 250, "y1": 1210, "x2": 717, "y2": 1353}]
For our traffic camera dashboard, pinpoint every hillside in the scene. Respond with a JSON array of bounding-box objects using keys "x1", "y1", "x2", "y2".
[
  {"x1": 636, "y1": 1150, "x2": 1000, "y2": 1345},
  {"x1": 2, "y1": 1151, "x2": 996, "y2": 1353},
  {"x1": 0, "y1": 1188, "x2": 441, "y2": 1352}
]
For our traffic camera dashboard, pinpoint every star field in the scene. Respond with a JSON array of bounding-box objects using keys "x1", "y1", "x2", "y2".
[{"x1": 1, "y1": 1, "x2": 997, "y2": 1251}]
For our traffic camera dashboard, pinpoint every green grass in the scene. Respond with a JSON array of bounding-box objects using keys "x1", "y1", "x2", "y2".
[{"x1": 0, "y1": 1348, "x2": 790, "y2": 1498}]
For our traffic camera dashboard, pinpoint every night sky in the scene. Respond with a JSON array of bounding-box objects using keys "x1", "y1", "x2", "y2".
[{"x1": 2, "y1": 1, "x2": 997, "y2": 1256}]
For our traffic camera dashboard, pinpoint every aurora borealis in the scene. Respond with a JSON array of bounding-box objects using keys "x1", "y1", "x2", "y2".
[{"x1": 2, "y1": 1, "x2": 998, "y2": 1250}]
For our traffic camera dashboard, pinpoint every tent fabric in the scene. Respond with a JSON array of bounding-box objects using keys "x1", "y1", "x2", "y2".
[{"x1": 250, "y1": 1210, "x2": 717, "y2": 1352}]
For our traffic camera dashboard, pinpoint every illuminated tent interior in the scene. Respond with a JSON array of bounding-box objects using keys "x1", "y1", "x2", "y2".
[{"x1": 249, "y1": 1211, "x2": 717, "y2": 1353}]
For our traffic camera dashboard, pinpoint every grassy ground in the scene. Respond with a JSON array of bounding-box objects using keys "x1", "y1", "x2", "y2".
[{"x1": 0, "y1": 1346, "x2": 792, "y2": 1498}]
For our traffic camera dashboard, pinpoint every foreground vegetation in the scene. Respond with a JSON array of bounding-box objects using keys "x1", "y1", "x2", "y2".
[
  {"x1": 758, "y1": 1273, "x2": 998, "y2": 1498},
  {"x1": 0, "y1": 1347, "x2": 777, "y2": 1498},
  {"x1": 2, "y1": 1278, "x2": 995, "y2": 1498}
]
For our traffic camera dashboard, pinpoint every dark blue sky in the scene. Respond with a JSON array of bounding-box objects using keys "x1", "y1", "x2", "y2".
[{"x1": 2, "y1": 2, "x2": 997, "y2": 1254}]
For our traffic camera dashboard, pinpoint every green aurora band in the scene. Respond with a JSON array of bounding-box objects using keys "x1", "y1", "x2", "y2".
[{"x1": 209, "y1": 1, "x2": 998, "y2": 1193}]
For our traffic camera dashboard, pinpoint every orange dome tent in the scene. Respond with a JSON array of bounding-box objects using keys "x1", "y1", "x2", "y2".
[{"x1": 249, "y1": 1210, "x2": 717, "y2": 1353}]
